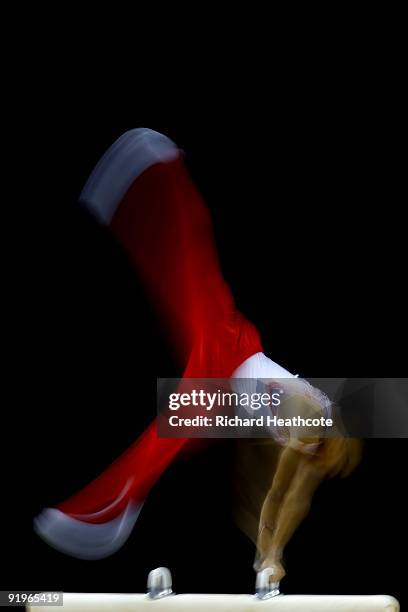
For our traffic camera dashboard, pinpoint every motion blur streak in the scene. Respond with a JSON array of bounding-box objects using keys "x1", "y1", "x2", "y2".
[{"x1": 34, "y1": 129, "x2": 263, "y2": 558}]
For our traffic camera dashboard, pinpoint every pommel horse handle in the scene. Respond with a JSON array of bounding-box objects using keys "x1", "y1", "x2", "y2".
[
  {"x1": 255, "y1": 567, "x2": 280, "y2": 599},
  {"x1": 147, "y1": 567, "x2": 173, "y2": 599}
]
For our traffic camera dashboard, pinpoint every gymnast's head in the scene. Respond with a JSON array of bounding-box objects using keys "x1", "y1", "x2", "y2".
[{"x1": 277, "y1": 381, "x2": 362, "y2": 473}]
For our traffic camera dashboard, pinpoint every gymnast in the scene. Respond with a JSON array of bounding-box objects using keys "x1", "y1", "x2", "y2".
[{"x1": 34, "y1": 128, "x2": 362, "y2": 586}]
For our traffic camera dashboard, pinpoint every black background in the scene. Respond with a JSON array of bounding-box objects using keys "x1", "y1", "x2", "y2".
[{"x1": 3, "y1": 123, "x2": 405, "y2": 606}]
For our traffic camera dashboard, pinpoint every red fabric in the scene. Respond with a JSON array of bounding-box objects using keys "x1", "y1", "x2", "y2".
[{"x1": 58, "y1": 156, "x2": 262, "y2": 523}]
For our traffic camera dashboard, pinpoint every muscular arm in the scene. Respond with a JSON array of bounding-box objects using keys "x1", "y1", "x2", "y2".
[
  {"x1": 256, "y1": 445, "x2": 300, "y2": 567},
  {"x1": 256, "y1": 437, "x2": 362, "y2": 583},
  {"x1": 260, "y1": 457, "x2": 325, "y2": 581}
]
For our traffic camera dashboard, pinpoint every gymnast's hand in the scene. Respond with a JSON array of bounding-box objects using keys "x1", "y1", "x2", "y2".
[{"x1": 258, "y1": 556, "x2": 286, "y2": 583}]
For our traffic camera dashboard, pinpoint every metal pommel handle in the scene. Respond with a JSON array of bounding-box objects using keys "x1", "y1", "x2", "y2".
[
  {"x1": 147, "y1": 567, "x2": 174, "y2": 599},
  {"x1": 255, "y1": 567, "x2": 280, "y2": 599}
]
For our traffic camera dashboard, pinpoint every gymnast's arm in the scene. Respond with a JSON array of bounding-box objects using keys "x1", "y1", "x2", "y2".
[{"x1": 256, "y1": 436, "x2": 362, "y2": 582}]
